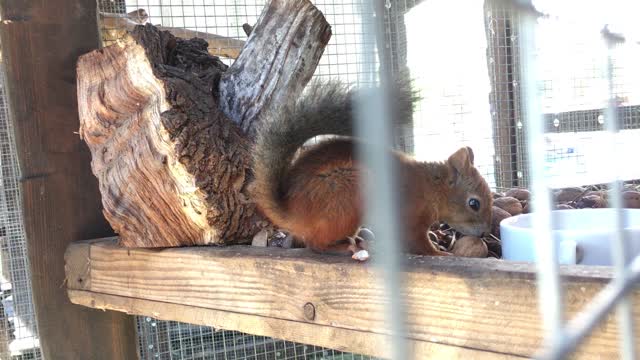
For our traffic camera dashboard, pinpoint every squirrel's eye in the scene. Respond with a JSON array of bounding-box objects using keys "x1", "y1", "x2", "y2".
[{"x1": 468, "y1": 198, "x2": 480, "y2": 211}]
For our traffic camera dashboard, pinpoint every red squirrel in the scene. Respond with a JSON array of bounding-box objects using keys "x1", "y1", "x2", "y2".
[{"x1": 251, "y1": 77, "x2": 492, "y2": 260}]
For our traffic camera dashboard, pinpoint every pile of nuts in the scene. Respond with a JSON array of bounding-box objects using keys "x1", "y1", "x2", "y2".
[{"x1": 430, "y1": 183, "x2": 640, "y2": 259}]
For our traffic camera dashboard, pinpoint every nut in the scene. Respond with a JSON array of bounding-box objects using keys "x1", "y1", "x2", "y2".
[
  {"x1": 493, "y1": 196, "x2": 523, "y2": 216},
  {"x1": 451, "y1": 236, "x2": 488, "y2": 258},
  {"x1": 554, "y1": 187, "x2": 585, "y2": 203},
  {"x1": 483, "y1": 235, "x2": 502, "y2": 258},
  {"x1": 623, "y1": 191, "x2": 640, "y2": 209},
  {"x1": 576, "y1": 194, "x2": 607, "y2": 208},
  {"x1": 505, "y1": 188, "x2": 530, "y2": 202},
  {"x1": 491, "y1": 206, "x2": 511, "y2": 239},
  {"x1": 357, "y1": 227, "x2": 376, "y2": 242},
  {"x1": 251, "y1": 229, "x2": 269, "y2": 247},
  {"x1": 281, "y1": 234, "x2": 295, "y2": 248},
  {"x1": 585, "y1": 190, "x2": 605, "y2": 198}
]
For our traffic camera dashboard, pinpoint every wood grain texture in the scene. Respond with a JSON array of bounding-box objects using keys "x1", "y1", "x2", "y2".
[
  {"x1": 66, "y1": 238, "x2": 638, "y2": 359},
  {"x1": 77, "y1": 26, "x2": 265, "y2": 248},
  {"x1": 0, "y1": 1, "x2": 138, "y2": 359},
  {"x1": 218, "y1": 0, "x2": 332, "y2": 138},
  {"x1": 78, "y1": 0, "x2": 331, "y2": 249},
  {"x1": 69, "y1": 289, "x2": 524, "y2": 359},
  {"x1": 78, "y1": 31, "x2": 218, "y2": 247}
]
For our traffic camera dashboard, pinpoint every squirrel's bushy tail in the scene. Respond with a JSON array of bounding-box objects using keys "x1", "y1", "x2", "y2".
[{"x1": 252, "y1": 74, "x2": 419, "y2": 225}]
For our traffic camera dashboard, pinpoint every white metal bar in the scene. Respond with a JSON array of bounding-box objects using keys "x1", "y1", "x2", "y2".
[
  {"x1": 514, "y1": 0, "x2": 565, "y2": 351},
  {"x1": 536, "y1": 254, "x2": 640, "y2": 359},
  {"x1": 601, "y1": 26, "x2": 636, "y2": 360},
  {"x1": 355, "y1": 1, "x2": 408, "y2": 359}
]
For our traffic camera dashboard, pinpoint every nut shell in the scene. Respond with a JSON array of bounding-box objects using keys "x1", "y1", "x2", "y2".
[
  {"x1": 554, "y1": 187, "x2": 585, "y2": 203},
  {"x1": 451, "y1": 235, "x2": 488, "y2": 258},
  {"x1": 491, "y1": 206, "x2": 511, "y2": 239},
  {"x1": 505, "y1": 188, "x2": 530, "y2": 202},
  {"x1": 556, "y1": 204, "x2": 574, "y2": 210},
  {"x1": 493, "y1": 196, "x2": 523, "y2": 216},
  {"x1": 576, "y1": 194, "x2": 607, "y2": 208},
  {"x1": 623, "y1": 191, "x2": 640, "y2": 209}
]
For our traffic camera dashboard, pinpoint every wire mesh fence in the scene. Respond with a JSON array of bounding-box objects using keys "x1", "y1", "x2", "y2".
[
  {"x1": 485, "y1": 0, "x2": 640, "y2": 191},
  {"x1": 93, "y1": 0, "x2": 640, "y2": 359},
  {"x1": 0, "y1": 0, "x2": 636, "y2": 358},
  {"x1": 98, "y1": 0, "x2": 377, "y2": 83},
  {"x1": 137, "y1": 318, "x2": 375, "y2": 360},
  {"x1": 0, "y1": 44, "x2": 42, "y2": 359}
]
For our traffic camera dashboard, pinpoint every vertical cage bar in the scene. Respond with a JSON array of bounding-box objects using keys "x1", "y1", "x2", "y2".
[
  {"x1": 601, "y1": 26, "x2": 636, "y2": 360},
  {"x1": 514, "y1": 0, "x2": 564, "y2": 350},
  {"x1": 537, "y1": 254, "x2": 640, "y2": 359},
  {"x1": 356, "y1": 1, "x2": 408, "y2": 359}
]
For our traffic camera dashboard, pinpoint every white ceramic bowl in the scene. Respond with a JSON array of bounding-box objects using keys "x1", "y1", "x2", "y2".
[{"x1": 500, "y1": 208, "x2": 640, "y2": 266}]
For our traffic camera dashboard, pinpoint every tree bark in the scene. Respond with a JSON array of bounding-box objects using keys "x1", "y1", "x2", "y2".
[
  {"x1": 77, "y1": 0, "x2": 331, "y2": 248},
  {"x1": 219, "y1": 0, "x2": 332, "y2": 138}
]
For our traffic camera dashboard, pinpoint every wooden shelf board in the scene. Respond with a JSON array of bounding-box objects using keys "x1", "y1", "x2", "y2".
[{"x1": 65, "y1": 238, "x2": 638, "y2": 359}]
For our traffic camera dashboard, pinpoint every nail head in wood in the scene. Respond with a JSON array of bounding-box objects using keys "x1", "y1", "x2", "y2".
[{"x1": 303, "y1": 302, "x2": 315, "y2": 321}]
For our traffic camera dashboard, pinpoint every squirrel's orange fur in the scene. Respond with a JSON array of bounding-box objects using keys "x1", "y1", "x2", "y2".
[{"x1": 251, "y1": 77, "x2": 492, "y2": 258}]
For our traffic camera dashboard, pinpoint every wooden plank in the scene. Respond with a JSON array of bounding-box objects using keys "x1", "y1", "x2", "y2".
[
  {"x1": 68, "y1": 289, "x2": 523, "y2": 359},
  {"x1": 0, "y1": 1, "x2": 138, "y2": 359},
  {"x1": 66, "y1": 239, "x2": 638, "y2": 359}
]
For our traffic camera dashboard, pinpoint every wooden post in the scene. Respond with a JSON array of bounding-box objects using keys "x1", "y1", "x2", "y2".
[{"x1": 0, "y1": 0, "x2": 138, "y2": 359}]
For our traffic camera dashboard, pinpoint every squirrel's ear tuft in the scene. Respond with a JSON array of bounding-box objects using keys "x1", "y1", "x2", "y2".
[
  {"x1": 465, "y1": 146, "x2": 475, "y2": 165},
  {"x1": 447, "y1": 147, "x2": 473, "y2": 183}
]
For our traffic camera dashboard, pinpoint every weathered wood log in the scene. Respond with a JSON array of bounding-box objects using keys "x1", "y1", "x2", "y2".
[
  {"x1": 78, "y1": 0, "x2": 331, "y2": 248},
  {"x1": 219, "y1": 0, "x2": 332, "y2": 138}
]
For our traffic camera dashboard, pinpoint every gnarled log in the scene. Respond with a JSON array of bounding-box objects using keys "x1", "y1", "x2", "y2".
[{"x1": 78, "y1": 0, "x2": 331, "y2": 247}]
